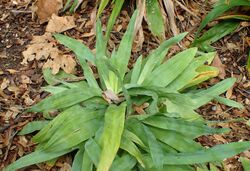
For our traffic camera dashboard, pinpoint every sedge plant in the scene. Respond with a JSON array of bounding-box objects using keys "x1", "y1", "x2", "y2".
[{"x1": 6, "y1": 10, "x2": 250, "y2": 171}]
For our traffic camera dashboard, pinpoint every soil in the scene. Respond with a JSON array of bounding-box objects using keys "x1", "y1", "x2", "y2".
[{"x1": 0, "y1": 0, "x2": 249, "y2": 170}]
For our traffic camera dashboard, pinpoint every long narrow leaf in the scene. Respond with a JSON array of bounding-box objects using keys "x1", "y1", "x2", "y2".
[
  {"x1": 54, "y1": 34, "x2": 95, "y2": 64},
  {"x1": 145, "y1": 0, "x2": 165, "y2": 37},
  {"x1": 144, "y1": 141, "x2": 250, "y2": 165},
  {"x1": 18, "y1": 121, "x2": 49, "y2": 135},
  {"x1": 27, "y1": 86, "x2": 101, "y2": 112},
  {"x1": 97, "y1": 103, "x2": 126, "y2": 171},
  {"x1": 143, "y1": 48, "x2": 197, "y2": 87},
  {"x1": 137, "y1": 32, "x2": 187, "y2": 84},
  {"x1": 5, "y1": 148, "x2": 75, "y2": 171}
]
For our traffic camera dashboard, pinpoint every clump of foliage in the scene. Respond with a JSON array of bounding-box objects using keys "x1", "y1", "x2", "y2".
[
  {"x1": 193, "y1": 0, "x2": 250, "y2": 52},
  {"x1": 6, "y1": 10, "x2": 249, "y2": 171}
]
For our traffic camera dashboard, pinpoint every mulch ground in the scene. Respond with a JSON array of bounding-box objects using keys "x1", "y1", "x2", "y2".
[{"x1": 0, "y1": 0, "x2": 249, "y2": 170}]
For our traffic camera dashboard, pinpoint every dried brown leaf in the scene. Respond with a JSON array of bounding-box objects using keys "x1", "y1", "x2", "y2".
[
  {"x1": 46, "y1": 14, "x2": 76, "y2": 33},
  {"x1": 43, "y1": 54, "x2": 76, "y2": 74},
  {"x1": 35, "y1": 0, "x2": 63, "y2": 23},
  {"x1": 212, "y1": 55, "x2": 226, "y2": 79},
  {"x1": 163, "y1": 0, "x2": 179, "y2": 36}
]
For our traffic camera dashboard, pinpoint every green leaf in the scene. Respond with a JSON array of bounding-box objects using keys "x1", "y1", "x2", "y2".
[
  {"x1": 85, "y1": 138, "x2": 101, "y2": 167},
  {"x1": 191, "y1": 78, "x2": 236, "y2": 108},
  {"x1": 146, "y1": 0, "x2": 165, "y2": 37},
  {"x1": 149, "y1": 126, "x2": 202, "y2": 152},
  {"x1": 166, "y1": 52, "x2": 216, "y2": 91},
  {"x1": 143, "y1": 48, "x2": 197, "y2": 87},
  {"x1": 43, "y1": 68, "x2": 78, "y2": 85},
  {"x1": 137, "y1": 32, "x2": 187, "y2": 84},
  {"x1": 143, "y1": 115, "x2": 229, "y2": 138},
  {"x1": 105, "y1": 0, "x2": 125, "y2": 43},
  {"x1": 110, "y1": 154, "x2": 137, "y2": 171},
  {"x1": 5, "y1": 148, "x2": 75, "y2": 171},
  {"x1": 182, "y1": 65, "x2": 219, "y2": 89},
  {"x1": 240, "y1": 157, "x2": 250, "y2": 171},
  {"x1": 82, "y1": 150, "x2": 93, "y2": 171},
  {"x1": 109, "y1": 10, "x2": 138, "y2": 92},
  {"x1": 33, "y1": 105, "x2": 82, "y2": 143},
  {"x1": 95, "y1": 19, "x2": 111, "y2": 90},
  {"x1": 123, "y1": 129, "x2": 147, "y2": 150},
  {"x1": 120, "y1": 131, "x2": 145, "y2": 167},
  {"x1": 42, "y1": 109, "x2": 103, "y2": 151},
  {"x1": 196, "y1": 0, "x2": 250, "y2": 37},
  {"x1": 143, "y1": 125, "x2": 164, "y2": 168},
  {"x1": 193, "y1": 21, "x2": 239, "y2": 52},
  {"x1": 18, "y1": 121, "x2": 49, "y2": 135},
  {"x1": 97, "y1": 103, "x2": 126, "y2": 171},
  {"x1": 72, "y1": 147, "x2": 84, "y2": 171},
  {"x1": 215, "y1": 96, "x2": 244, "y2": 109},
  {"x1": 218, "y1": 14, "x2": 250, "y2": 21},
  {"x1": 144, "y1": 141, "x2": 250, "y2": 165},
  {"x1": 97, "y1": 0, "x2": 110, "y2": 17},
  {"x1": 42, "y1": 85, "x2": 68, "y2": 95},
  {"x1": 131, "y1": 55, "x2": 143, "y2": 84},
  {"x1": 54, "y1": 34, "x2": 95, "y2": 64},
  {"x1": 28, "y1": 86, "x2": 101, "y2": 113}
]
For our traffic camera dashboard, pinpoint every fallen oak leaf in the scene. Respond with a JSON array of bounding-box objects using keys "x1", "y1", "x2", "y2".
[
  {"x1": 35, "y1": 0, "x2": 63, "y2": 23},
  {"x1": 43, "y1": 54, "x2": 76, "y2": 74},
  {"x1": 46, "y1": 14, "x2": 76, "y2": 33},
  {"x1": 22, "y1": 33, "x2": 76, "y2": 74}
]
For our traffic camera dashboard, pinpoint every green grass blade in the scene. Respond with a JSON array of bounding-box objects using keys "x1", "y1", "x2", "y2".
[
  {"x1": 97, "y1": 103, "x2": 126, "y2": 171},
  {"x1": 143, "y1": 48, "x2": 197, "y2": 87},
  {"x1": 54, "y1": 34, "x2": 95, "y2": 65},
  {"x1": 5, "y1": 148, "x2": 75, "y2": 171},
  {"x1": 145, "y1": 0, "x2": 165, "y2": 38},
  {"x1": 18, "y1": 121, "x2": 49, "y2": 135}
]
